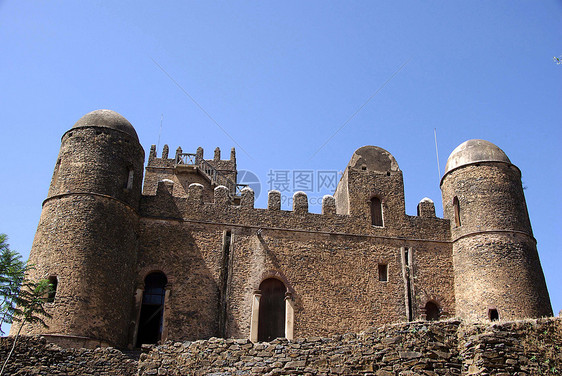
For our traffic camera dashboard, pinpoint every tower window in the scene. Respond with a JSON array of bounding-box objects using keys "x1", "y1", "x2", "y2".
[
  {"x1": 425, "y1": 301, "x2": 440, "y2": 321},
  {"x1": 370, "y1": 197, "x2": 383, "y2": 227},
  {"x1": 47, "y1": 276, "x2": 58, "y2": 303},
  {"x1": 488, "y1": 308, "x2": 499, "y2": 321},
  {"x1": 126, "y1": 168, "x2": 134, "y2": 190},
  {"x1": 378, "y1": 264, "x2": 388, "y2": 282},
  {"x1": 453, "y1": 196, "x2": 461, "y2": 227},
  {"x1": 52, "y1": 159, "x2": 61, "y2": 188}
]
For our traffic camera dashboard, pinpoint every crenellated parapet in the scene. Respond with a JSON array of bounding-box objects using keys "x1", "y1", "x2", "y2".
[
  {"x1": 143, "y1": 144, "x2": 238, "y2": 200},
  {"x1": 140, "y1": 180, "x2": 450, "y2": 244},
  {"x1": 417, "y1": 197, "x2": 436, "y2": 218}
]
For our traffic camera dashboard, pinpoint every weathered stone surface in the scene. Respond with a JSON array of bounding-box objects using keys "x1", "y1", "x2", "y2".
[
  {"x1": 0, "y1": 336, "x2": 137, "y2": 375},
  {"x1": 62, "y1": 317, "x2": 559, "y2": 376},
  {"x1": 14, "y1": 110, "x2": 552, "y2": 356}
]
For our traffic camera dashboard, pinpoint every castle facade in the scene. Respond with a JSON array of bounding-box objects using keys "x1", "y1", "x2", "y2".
[{"x1": 13, "y1": 109, "x2": 552, "y2": 349}]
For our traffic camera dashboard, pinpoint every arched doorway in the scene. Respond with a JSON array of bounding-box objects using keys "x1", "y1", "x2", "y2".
[
  {"x1": 258, "y1": 278, "x2": 286, "y2": 342},
  {"x1": 136, "y1": 272, "x2": 167, "y2": 347},
  {"x1": 425, "y1": 301, "x2": 440, "y2": 321}
]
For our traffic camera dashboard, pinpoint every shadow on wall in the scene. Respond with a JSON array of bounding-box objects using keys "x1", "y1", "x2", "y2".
[{"x1": 135, "y1": 222, "x2": 240, "y2": 345}]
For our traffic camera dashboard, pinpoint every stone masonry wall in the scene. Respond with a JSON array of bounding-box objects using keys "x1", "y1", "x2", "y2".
[
  {"x1": 2, "y1": 318, "x2": 560, "y2": 375},
  {"x1": 18, "y1": 123, "x2": 144, "y2": 347},
  {"x1": 136, "y1": 193, "x2": 453, "y2": 340},
  {"x1": 441, "y1": 162, "x2": 552, "y2": 321},
  {"x1": 137, "y1": 317, "x2": 561, "y2": 376},
  {"x1": 0, "y1": 336, "x2": 137, "y2": 376}
]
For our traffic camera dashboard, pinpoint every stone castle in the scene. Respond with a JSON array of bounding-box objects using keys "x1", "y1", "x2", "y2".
[{"x1": 13, "y1": 109, "x2": 552, "y2": 349}]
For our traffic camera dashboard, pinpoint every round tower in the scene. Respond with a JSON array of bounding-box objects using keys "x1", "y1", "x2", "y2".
[
  {"x1": 441, "y1": 139, "x2": 552, "y2": 321},
  {"x1": 13, "y1": 110, "x2": 144, "y2": 347}
]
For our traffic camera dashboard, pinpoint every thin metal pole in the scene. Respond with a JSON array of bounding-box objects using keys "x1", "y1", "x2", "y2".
[{"x1": 434, "y1": 128, "x2": 441, "y2": 180}]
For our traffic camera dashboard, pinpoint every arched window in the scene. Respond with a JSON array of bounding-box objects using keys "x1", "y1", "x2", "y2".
[
  {"x1": 453, "y1": 196, "x2": 461, "y2": 227},
  {"x1": 370, "y1": 197, "x2": 383, "y2": 227},
  {"x1": 136, "y1": 272, "x2": 167, "y2": 347},
  {"x1": 488, "y1": 308, "x2": 499, "y2": 321},
  {"x1": 47, "y1": 276, "x2": 58, "y2": 303},
  {"x1": 258, "y1": 278, "x2": 286, "y2": 342},
  {"x1": 425, "y1": 301, "x2": 440, "y2": 321}
]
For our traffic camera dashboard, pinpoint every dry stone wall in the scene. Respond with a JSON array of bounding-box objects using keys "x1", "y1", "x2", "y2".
[
  {"x1": 0, "y1": 336, "x2": 137, "y2": 375},
  {"x1": 2, "y1": 318, "x2": 560, "y2": 375},
  {"x1": 137, "y1": 317, "x2": 561, "y2": 376}
]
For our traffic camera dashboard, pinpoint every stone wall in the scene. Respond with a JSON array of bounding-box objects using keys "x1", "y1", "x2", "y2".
[
  {"x1": 2, "y1": 318, "x2": 560, "y2": 375},
  {"x1": 136, "y1": 184, "x2": 453, "y2": 340},
  {"x1": 0, "y1": 336, "x2": 137, "y2": 376},
  {"x1": 137, "y1": 318, "x2": 561, "y2": 376}
]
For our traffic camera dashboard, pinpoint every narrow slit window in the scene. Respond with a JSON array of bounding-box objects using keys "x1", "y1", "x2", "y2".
[
  {"x1": 378, "y1": 264, "x2": 388, "y2": 282},
  {"x1": 47, "y1": 276, "x2": 58, "y2": 303},
  {"x1": 453, "y1": 196, "x2": 461, "y2": 227},
  {"x1": 370, "y1": 197, "x2": 383, "y2": 227},
  {"x1": 126, "y1": 168, "x2": 134, "y2": 190},
  {"x1": 489, "y1": 308, "x2": 499, "y2": 321}
]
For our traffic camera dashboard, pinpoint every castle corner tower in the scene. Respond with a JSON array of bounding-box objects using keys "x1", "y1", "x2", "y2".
[
  {"x1": 440, "y1": 139, "x2": 552, "y2": 321},
  {"x1": 12, "y1": 110, "x2": 145, "y2": 347}
]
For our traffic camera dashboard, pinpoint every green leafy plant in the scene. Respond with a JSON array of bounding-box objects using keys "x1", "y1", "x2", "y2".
[
  {"x1": 0, "y1": 234, "x2": 30, "y2": 332},
  {"x1": 0, "y1": 278, "x2": 53, "y2": 375},
  {"x1": 0, "y1": 234, "x2": 53, "y2": 376}
]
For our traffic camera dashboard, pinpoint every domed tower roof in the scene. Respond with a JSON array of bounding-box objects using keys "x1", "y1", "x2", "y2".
[
  {"x1": 71, "y1": 109, "x2": 139, "y2": 141},
  {"x1": 348, "y1": 145, "x2": 400, "y2": 172},
  {"x1": 444, "y1": 139, "x2": 510, "y2": 175}
]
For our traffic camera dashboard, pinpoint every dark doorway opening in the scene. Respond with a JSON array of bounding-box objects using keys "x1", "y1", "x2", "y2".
[
  {"x1": 425, "y1": 301, "x2": 440, "y2": 321},
  {"x1": 258, "y1": 278, "x2": 286, "y2": 342},
  {"x1": 136, "y1": 272, "x2": 167, "y2": 347},
  {"x1": 489, "y1": 308, "x2": 499, "y2": 321}
]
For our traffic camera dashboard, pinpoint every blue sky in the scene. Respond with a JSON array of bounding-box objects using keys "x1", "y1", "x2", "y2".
[{"x1": 0, "y1": 1, "x2": 560, "y2": 332}]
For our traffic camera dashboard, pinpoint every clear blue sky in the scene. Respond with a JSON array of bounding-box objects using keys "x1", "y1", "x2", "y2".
[{"x1": 0, "y1": 1, "x2": 560, "y2": 334}]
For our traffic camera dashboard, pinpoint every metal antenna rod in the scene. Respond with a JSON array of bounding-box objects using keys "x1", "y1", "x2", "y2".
[
  {"x1": 434, "y1": 128, "x2": 441, "y2": 180},
  {"x1": 157, "y1": 114, "x2": 163, "y2": 152}
]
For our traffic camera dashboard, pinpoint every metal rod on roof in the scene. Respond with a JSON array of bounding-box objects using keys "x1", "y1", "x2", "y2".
[{"x1": 434, "y1": 128, "x2": 441, "y2": 180}]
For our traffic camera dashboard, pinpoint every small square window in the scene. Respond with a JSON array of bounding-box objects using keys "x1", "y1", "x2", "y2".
[{"x1": 378, "y1": 264, "x2": 388, "y2": 282}]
